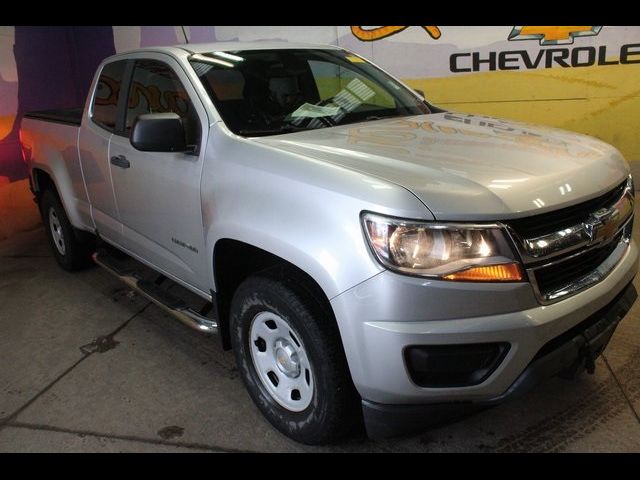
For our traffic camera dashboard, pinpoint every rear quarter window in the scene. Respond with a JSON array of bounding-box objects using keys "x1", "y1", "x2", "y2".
[{"x1": 92, "y1": 60, "x2": 127, "y2": 132}]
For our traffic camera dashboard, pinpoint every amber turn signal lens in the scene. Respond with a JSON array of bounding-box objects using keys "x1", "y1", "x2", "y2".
[{"x1": 443, "y1": 263, "x2": 523, "y2": 282}]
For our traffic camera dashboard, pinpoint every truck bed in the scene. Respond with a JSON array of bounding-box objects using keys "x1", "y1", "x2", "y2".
[{"x1": 24, "y1": 108, "x2": 83, "y2": 126}]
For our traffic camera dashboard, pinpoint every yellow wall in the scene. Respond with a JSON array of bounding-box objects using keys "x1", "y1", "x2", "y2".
[{"x1": 405, "y1": 62, "x2": 640, "y2": 162}]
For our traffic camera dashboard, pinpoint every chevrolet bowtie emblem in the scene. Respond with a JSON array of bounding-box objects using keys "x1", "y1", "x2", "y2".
[
  {"x1": 508, "y1": 26, "x2": 602, "y2": 45},
  {"x1": 583, "y1": 217, "x2": 600, "y2": 243},
  {"x1": 583, "y1": 208, "x2": 619, "y2": 245}
]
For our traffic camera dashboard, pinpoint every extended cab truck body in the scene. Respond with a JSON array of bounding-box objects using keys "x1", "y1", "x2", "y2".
[{"x1": 20, "y1": 42, "x2": 638, "y2": 444}]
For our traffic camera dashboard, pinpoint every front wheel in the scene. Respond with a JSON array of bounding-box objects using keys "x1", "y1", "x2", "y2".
[{"x1": 229, "y1": 273, "x2": 360, "y2": 444}]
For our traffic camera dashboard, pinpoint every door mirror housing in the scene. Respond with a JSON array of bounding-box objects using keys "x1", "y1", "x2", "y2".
[
  {"x1": 414, "y1": 88, "x2": 425, "y2": 99},
  {"x1": 130, "y1": 113, "x2": 188, "y2": 152}
]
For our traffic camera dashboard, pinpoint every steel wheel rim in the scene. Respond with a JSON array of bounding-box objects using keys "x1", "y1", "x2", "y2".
[
  {"x1": 249, "y1": 311, "x2": 314, "y2": 412},
  {"x1": 48, "y1": 208, "x2": 66, "y2": 255}
]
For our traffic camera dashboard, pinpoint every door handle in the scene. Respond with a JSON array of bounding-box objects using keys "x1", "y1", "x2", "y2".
[{"x1": 110, "y1": 155, "x2": 130, "y2": 169}]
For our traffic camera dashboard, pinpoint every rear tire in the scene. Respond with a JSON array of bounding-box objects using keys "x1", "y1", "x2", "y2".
[
  {"x1": 40, "y1": 189, "x2": 94, "y2": 271},
  {"x1": 229, "y1": 273, "x2": 360, "y2": 445}
]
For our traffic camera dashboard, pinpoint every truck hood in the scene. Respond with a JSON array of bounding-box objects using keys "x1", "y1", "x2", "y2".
[{"x1": 253, "y1": 112, "x2": 629, "y2": 221}]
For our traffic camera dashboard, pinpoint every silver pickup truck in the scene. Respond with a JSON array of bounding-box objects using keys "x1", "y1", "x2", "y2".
[{"x1": 20, "y1": 41, "x2": 638, "y2": 444}]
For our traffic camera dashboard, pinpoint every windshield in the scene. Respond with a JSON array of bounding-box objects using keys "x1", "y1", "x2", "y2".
[{"x1": 188, "y1": 48, "x2": 431, "y2": 137}]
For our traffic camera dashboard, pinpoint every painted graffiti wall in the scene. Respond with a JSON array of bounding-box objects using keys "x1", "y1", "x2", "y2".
[
  {"x1": 0, "y1": 26, "x2": 115, "y2": 239},
  {"x1": 1, "y1": 26, "x2": 639, "y2": 239}
]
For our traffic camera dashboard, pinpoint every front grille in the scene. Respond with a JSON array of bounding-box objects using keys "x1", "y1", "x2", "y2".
[
  {"x1": 507, "y1": 179, "x2": 627, "y2": 239},
  {"x1": 505, "y1": 178, "x2": 632, "y2": 303},
  {"x1": 533, "y1": 232, "x2": 623, "y2": 296}
]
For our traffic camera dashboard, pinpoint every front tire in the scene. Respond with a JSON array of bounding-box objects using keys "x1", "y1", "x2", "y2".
[
  {"x1": 40, "y1": 189, "x2": 94, "y2": 271},
  {"x1": 229, "y1": 273, "x2": 360, "y2": 444}
]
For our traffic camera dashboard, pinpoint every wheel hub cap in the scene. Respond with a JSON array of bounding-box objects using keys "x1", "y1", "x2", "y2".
[
  {"x1": 249, "y1": 311, "x2": 314, "y2": 412},
  {"x1": 274, "y1": 339, "x2": 300, "y2": 378},
  {"x1": 48, "y1": 208, "x2": 66, "y2": 255}
]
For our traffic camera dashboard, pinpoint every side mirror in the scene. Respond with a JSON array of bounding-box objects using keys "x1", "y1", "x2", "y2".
[
  {"x1": 414, "y1": 89, "x2": 425, "y2": 99},
  {"x1": 130, "y1": 113, "x2": 187, "y2": 152}
]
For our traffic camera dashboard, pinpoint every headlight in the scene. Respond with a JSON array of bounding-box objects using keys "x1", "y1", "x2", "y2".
[{"x1": 362, "y1": 212, "x2": 523, "y2": 281}]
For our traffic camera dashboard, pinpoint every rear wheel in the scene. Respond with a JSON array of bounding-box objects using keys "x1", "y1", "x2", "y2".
[
  {"x1": 40, "y1": 189, "x2": 94, "y2": 271},
  {"x1": 229, "y1": 273, "x2": 360, "y2": 444}
]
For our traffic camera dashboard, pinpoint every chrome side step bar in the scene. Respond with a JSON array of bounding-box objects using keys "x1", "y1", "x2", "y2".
[{"x1": 92, "y1": 251, "x2": 218, "y2": 334}]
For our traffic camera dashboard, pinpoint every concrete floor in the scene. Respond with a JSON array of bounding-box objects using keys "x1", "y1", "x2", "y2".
[{"x1": 1, "y1": 220, "x2": 640, "y2": 453}]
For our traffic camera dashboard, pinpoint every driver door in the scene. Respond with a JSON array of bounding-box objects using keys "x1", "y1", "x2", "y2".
[{"x1": 108, "y1": 54, "x2": 210, "y2": 295}]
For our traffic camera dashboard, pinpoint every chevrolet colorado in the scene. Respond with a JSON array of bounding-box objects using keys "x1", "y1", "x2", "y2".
[{"x1": 19, "y1": 42, "x2": 638, "y2": 444}]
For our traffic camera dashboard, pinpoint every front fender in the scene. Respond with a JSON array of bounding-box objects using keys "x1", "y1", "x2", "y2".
[{"x1": 201, "y1": 124, "x2": 433, "y2": 299}]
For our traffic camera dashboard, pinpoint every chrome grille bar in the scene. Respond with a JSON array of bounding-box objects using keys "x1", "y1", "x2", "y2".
[
  {"x1": 504, "y1": 175, "x2": 634, "y2": 305},
  {"x1": 508, "y1": 175, "x2": 634, "y2": 265},
  {"x1": 527, "y1": 218, "x2": 632, "y2": 304}
]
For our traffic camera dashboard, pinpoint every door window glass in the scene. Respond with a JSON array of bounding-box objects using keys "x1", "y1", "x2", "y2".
[{"x1": 125, "y1": 59, "x2": 200, "y2": 148}]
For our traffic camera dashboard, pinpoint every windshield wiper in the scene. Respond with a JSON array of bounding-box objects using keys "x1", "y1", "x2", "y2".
[
  {"x1": 236, "y1": 124, "x2": 311, "y2": 137},
  {"x1": 363, "y1": 115, "x2": 387, "y2": 121},
  {"x1": 332, "y1": 114, "x2": 397, "y2": 128}
]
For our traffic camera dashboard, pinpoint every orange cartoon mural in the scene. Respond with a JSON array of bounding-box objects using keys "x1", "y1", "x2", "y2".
[{"x1": 350, "y1": 26, "x2": 441, "y2": 41}]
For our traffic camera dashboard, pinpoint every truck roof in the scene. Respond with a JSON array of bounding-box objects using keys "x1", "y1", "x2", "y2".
[
  {"x1": 185, "y1": 41, "x2": 342, "y2": 53},
  {"x1": 130, "y1": 41, "x2": 343, "y2": 55}
]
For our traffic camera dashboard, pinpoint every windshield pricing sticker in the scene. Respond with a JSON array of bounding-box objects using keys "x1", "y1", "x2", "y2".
[{"x1": 289, "y1": 103, "x2": 341, "y2": 118}]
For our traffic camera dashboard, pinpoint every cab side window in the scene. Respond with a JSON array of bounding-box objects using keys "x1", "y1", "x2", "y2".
[
  {"x1": 92, "y1": 60, "x2": 127, "y2": 132},
  {"x1": 125, "y1": 59, "x2": 200, "y2": 148}
]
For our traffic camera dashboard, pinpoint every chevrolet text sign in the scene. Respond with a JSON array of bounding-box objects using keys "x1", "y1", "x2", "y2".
[{"x1": 450, "y1": 26, "x2": 640, "y2": 72}]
